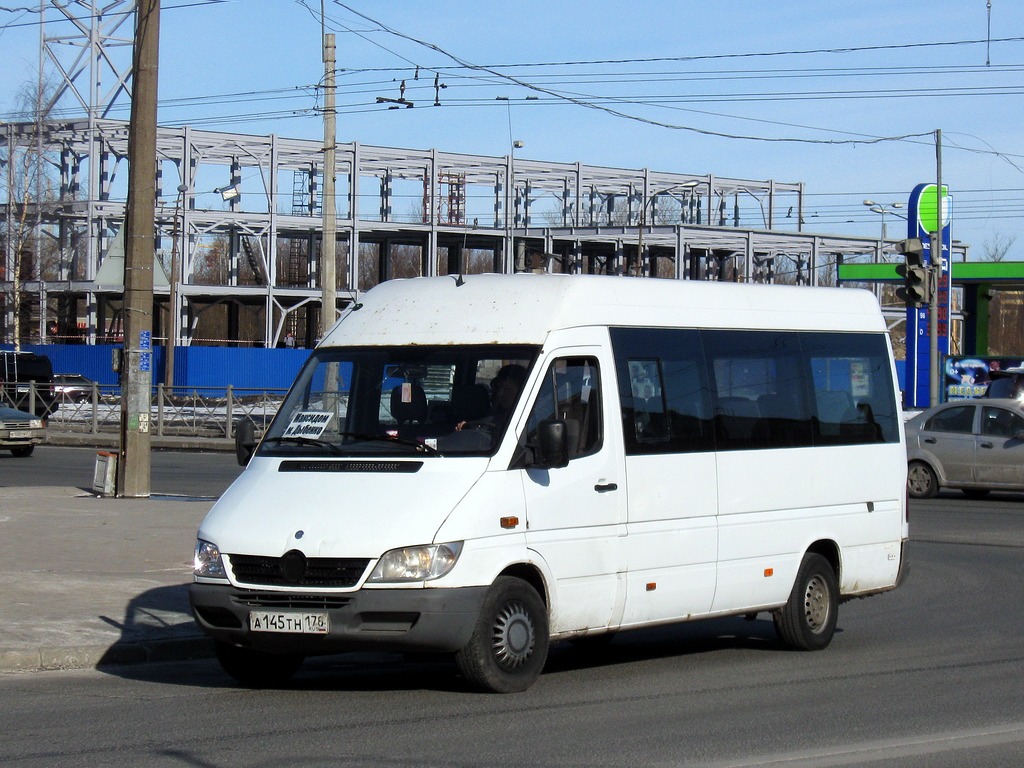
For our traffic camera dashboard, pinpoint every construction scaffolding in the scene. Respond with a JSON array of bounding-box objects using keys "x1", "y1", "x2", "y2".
[{"x1": 2, "y1": 116, "x2": 928, "y2": 348}]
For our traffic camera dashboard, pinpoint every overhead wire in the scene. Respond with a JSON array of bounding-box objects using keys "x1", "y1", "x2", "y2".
[{"x1": 6, "y1": 0, "x2": 1023, "y2": 222}]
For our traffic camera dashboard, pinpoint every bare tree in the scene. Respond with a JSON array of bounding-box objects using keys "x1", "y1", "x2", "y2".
[
  {"x1": 982, "y1": 232, "x2": 1016, "y2": 262},
  {"x1": 2, "y1": 77, "x2": 60, "y2": 347}
]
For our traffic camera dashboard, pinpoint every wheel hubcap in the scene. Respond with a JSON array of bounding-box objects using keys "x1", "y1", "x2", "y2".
[
  {"x1": 804, "y1": 575, "x2": 830, "y2": 633},
  {"x1": 491, "y1": 600, "x2": 535, "y2": 669},
  {"x1": 908, "y1": 466, "x2": 930, "y2": 495}
]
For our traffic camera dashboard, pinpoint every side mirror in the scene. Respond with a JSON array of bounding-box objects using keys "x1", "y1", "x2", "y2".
[
  {"x1": 235, "y1": 418, "x2": 257, "y2": 466},
  {"x1": 535, "y1": 419, "x2": 569, "y2": 469}
]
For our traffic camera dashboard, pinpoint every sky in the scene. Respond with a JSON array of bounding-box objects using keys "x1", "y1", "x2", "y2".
[{"x1": 1, "y1": 0, "x2": 1022, "y2": 260}]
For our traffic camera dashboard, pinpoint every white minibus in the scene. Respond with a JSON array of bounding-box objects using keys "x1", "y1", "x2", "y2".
[{"x1": 190, "y1": 273, "x2": 908, "y2": 692}]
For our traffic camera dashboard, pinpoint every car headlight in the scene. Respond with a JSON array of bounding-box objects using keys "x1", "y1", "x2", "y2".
[
  {"x1": 368, "y1": 542, "x2": 463, "y2": 583},
  {"x1": 193, "y1": 539, "x2": 227, "y2": 579},
  {"x1": 29, "y1": 419, "x2": 42, "y2": 429}
]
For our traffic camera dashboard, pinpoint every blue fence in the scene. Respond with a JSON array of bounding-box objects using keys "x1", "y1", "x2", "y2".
[
  {"x1": 5, "y1": 345, "x2": 912, "y2": 404},
  {"x1": 3, "y1": 344, "x2": 311, "y2": 393}
]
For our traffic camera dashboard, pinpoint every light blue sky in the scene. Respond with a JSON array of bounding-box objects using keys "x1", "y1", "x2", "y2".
[{"x1": 2, "y1": 0, "x2": 1022, "y2": 259}]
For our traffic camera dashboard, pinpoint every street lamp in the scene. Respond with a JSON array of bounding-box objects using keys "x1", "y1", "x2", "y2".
[
  {"x1": 215, "y1": 183, "x2": 240, "y2": 202},
  {"x1": 497, "y1": 97, "x2": 525, "y2": 271},
  {"x1": 862, "y1": 199, "x2": 904, "y2": 241}
]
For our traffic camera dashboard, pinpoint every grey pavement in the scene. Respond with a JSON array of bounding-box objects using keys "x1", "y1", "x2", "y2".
[{"x1": 0, "y1": 431, "x2": 233, "y2": 674}]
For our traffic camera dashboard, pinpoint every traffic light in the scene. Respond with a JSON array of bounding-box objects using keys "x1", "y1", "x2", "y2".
[{"x1": 894, "y1": 238, "x2": 932, "y2": 307}]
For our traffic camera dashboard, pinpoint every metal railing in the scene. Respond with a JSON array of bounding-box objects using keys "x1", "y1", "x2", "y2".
[{"x1": 2, "y1": 383, "x2": 285, "y2": 438}]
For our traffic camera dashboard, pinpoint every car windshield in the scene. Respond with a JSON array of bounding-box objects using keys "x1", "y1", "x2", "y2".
[{"x1": 258, "y1": 345, "x2": 538, "y2": 458}]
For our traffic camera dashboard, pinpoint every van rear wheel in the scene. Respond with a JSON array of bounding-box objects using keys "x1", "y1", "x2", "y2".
[
  {"x1": 214, "y1": 641, "x2": 304, "y2": 688},
  {"x1": 455, "y1": 576, "x2": 549, "y2": 693},
  {"x1": 773, "y1": 553, "x2": 838, "y2": 651}
]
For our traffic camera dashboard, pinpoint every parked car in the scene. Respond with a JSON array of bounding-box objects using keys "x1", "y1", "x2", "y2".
[
  {"x1": 0, "y1": 350, "x2": 57, "y2": 416},
  {"x1": 0, "y1": 405, "x2": 45, "y2": 457},
  {"x1": 905, "y1": 398, "x2": 1024, "y2": 498},
  {"x1": 53, "y1": 373, "x2": 96, "y2": 403}
]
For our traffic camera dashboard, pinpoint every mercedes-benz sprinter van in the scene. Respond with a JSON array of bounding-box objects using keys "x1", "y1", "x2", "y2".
[{"x1": 190, "y1": 274, "x2": 908, "y2": 692}]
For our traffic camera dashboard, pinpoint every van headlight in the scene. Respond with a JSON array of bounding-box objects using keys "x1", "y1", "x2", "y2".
[
  {"x1": 193, "y1": 539, "x2": 227, "y2": 579},
  {"x1": 368, "y1": 542, "x2": 463, "y2": 583}
]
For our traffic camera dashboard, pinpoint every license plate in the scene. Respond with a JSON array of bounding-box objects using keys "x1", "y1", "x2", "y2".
[
  {"x1": 249, "y1": 611, "x2": 329, "y2": 634},
  {"x1": 9, "y1": 430, "x2": 33, "y2": 439}
]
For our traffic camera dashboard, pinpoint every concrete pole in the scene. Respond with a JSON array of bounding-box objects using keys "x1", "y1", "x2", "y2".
[
  {"x1": 320, "y1": 33, "x2": 337, "y2": 340},
  {"x1": 118, "y1": 0, "x2": 160, "y2": 497}
]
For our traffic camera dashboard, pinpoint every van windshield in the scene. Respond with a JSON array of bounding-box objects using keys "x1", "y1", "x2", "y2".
[{"x1": 259, "y1": 345, "x2": 538, "y2": 458}]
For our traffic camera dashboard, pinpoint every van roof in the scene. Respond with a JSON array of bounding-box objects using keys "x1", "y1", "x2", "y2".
[{"x1": 322, "y1": 273, "x2": 885, "y2": 347}]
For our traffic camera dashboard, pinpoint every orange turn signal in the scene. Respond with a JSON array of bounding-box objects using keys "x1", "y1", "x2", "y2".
[{"x1": 500, "y1": 516, "x2": 519, "y2": 529}]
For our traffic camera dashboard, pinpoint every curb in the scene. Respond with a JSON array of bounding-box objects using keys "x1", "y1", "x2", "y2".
[{"x1": 0, "y1": 636, "x2": 215, "y2": 674}]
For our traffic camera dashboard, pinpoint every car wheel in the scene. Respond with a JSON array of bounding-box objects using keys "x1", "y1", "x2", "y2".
[
  {"x1": 455, "y1": 576, "x2": 549, "y2": 693},
  {"x1": 10, "y1": 446, "x2": 34, "y2": 458},
  {"x1": 773, "y1": 553, "x2": 838, "y2": 651},
  {"x1": 214, "y1": 641, "x2": 304, "y2": 688},
  {"x1": 907, "y1": 460, "x2": 939, "y2": 499}
]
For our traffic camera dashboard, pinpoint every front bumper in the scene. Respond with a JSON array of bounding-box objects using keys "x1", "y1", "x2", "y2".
[{"x1": 188, "y1": 582, "x2": 487, "y2": 656}]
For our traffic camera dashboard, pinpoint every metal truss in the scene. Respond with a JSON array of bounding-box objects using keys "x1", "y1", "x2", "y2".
[
  {"x1": 40, "y1": 0, "x2": 137, "y2": 122},
  {"x1": 3, "y1": 117, "x2": 905, "y2": 348}
]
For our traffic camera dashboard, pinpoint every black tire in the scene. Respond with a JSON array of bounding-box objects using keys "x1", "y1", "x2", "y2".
[
  {"x1": 907, "y1": 460, "x2": 939, "y2": 499},
  {"x1": 214, "y1": 641, "x2": 304, "y2": 688},
  {"x1": 10, "y1": 445, "x2": 34, "y2": 458},
  {"x1": 455, "y1": 576, "x2": 549, "y2": 693},
  {"x1": 773, "y1": 553, "x2": 838, "y2": 651}
]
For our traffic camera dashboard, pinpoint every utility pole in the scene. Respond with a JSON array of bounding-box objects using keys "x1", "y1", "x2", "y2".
[
  {"x1": 320, "y1": 31, "x2": 337, "y2": 340},
  {"x1": 118, "y1": 0, "x2": 160, "y2": 497}
]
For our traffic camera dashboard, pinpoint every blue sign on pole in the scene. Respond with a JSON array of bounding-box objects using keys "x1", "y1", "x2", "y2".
[{"x1": 904, "y1": 183, "x2": 951, "y2": 408}]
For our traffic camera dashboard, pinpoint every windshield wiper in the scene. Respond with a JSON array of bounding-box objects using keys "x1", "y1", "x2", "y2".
[
  {"x1": 262, "y1": 436, "x2": 345, "y2": 454},
  {"x1": 264, "y1": 432, "x2": 439, "y2": 455}
]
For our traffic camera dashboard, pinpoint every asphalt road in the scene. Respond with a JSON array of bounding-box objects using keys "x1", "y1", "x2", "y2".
[{"x1": 1, "y1": 487, "x2": 1022, "y2": 767}]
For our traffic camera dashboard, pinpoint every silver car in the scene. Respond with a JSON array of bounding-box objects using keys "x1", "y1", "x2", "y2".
[{"x1": 905, "y1": 398, "x2": 1024, "y2": 498}]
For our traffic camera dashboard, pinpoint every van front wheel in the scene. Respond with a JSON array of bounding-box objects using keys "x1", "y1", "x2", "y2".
[
  {"x1": 455, "y1": 576, "x2": 549, "y2": 693},
  {"x1": 773, "y1": 553, "x2": 838, "y2": 651}
]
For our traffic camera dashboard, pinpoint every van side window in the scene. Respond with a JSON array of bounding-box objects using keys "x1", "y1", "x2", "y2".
[
  {"x1": 525, "y1": 357, "x2": 602, "y2": 459},
  {"x1": 611, "y1": 327, "x2": 899, "y2": 454},
  {"x1": 611, "y1": 328, "x2": 715, "y2": 455},
  {"x1": 708, "y1": 331, "x2": 811, "y2": 450},
  {"x1": 804, "y1": 332, "x2": 900, "y2": 445}
]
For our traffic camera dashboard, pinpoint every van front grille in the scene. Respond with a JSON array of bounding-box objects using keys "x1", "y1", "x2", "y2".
[{"x1": 229, "y1": 554, "x2": 369, "y2": 588}]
